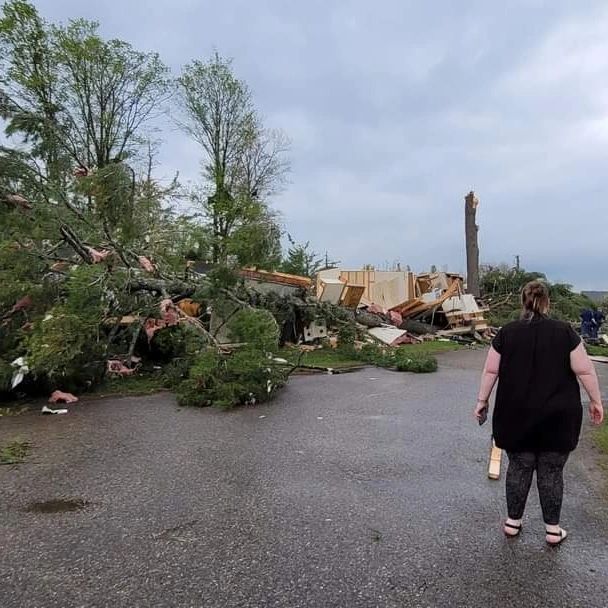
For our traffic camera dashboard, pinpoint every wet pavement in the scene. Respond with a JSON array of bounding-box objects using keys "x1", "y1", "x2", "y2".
[{"x1": 1, "y1": 349, "x2": 607, "y2": 608}]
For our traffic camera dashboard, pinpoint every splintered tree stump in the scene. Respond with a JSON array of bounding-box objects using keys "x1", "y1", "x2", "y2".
[{"x1": 465, "y1": 191, "x2": 480, "y2": 297}]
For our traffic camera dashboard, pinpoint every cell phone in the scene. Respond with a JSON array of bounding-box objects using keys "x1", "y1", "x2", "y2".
[{"x1": 478, "y1": 405, "x2": 488, "y2": 426}]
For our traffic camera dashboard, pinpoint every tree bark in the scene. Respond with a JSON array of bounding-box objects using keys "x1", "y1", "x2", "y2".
[{"x1": 465, "y1": 191, "x2": 480, "y2": 297}]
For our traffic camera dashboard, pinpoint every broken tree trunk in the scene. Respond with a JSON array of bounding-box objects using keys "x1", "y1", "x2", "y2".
[{"x1": 464, "y1": 191, "x2": 480, "y2": 297}]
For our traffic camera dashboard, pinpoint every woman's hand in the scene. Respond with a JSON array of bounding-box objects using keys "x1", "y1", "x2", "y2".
[
  {"x1": 589, "y1": 400, "x2": 604, "y2": 425},
  {"x1": 474, "y1": 399, "x2": 489, "y2": 422}
]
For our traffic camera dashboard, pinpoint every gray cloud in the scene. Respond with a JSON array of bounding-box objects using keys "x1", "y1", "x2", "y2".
[{"x1": 31, "y1": 0, "x2": 608, "y2": 289}]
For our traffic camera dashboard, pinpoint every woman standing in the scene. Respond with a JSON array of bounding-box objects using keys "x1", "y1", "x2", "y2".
[{"x1": 474, "y1": 281, "x2": 604, "y2": 545}]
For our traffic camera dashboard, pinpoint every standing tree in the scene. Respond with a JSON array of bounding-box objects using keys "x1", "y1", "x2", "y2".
[
  {"x1": 177, "y1": 53, "x2": 289, "y2": 267},
  {"x1": 52, "y1": 19, "x2": 171, "y2": 171},
  {"x1": 281, "y1": 235, "x2": 326, "y2": 278},
  {"x1": 0, "y1": 0, "x2": 173, "y2": 259}
]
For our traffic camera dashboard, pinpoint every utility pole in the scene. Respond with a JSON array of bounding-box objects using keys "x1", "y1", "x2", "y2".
[
  {"x1": 464, "y1": 191, "x2": 480, "y2": 296},
  {"x1": 514, "y1": 255, "x2": 520, "y2": 271}
]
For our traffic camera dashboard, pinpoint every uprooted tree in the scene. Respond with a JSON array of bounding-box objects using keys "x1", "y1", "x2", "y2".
[
  {"x1": 0, "y1": 2, "x2": 438, "y2": 409},
  {"x1": 0, "y1": 1, "x2": 301, "y2": 406},
  {"x1": 480, "y1": 264, "x2": 596, "y2": 327}
]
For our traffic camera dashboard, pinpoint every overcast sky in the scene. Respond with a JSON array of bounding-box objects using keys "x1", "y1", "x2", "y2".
[{"x1": 31, "y1": 1, "x2": 608, "y2": 290}]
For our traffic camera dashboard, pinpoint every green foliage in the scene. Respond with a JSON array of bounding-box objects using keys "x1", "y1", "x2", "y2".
[
  {"x1": 161, "y1": 358, "x2": 192, "y2": 389},
  {"x1": 1, "y1": 0, "x2": 170, "y2": 175},
  {"x1": 75, "y1": 163, "x2": 135, "y2": 232},
  {"x1": 279, "y1": 347, "x2": 362, "y2": 370},
  {"x1": 0, "y1": 358, "x2": 13, "y2": 393},
  {"x1": 394, "y1": 351, "x2": 438, "y2": 373},
  {"x1": 337, "y1": 323, "x2": 356, "y2": 349},
  {"x1": 350, "y1": 343, "x2": 439, "y2": 373},
  {"x1": 481, "y1": 265, "x2": 595, "y2": 325},
  {"x1": 586, "y1": 344, "x2": 608, "y2": 357},
  {"x1": 281, "y1": 235, "x2": 325, "y2": 278},
  {"x1": 202, "y1": 266, "x2": 240, "y2": 296},
  {"x1": 226, "y1": 204, "x2": 283, "y2": 269},
  {"x1": 251, "y1": 290, "x2": 318, "y2": 333},
  {"x1": 94, "y1": 373, "x2": 166, "y2": 397},
  {"x1": 480, "y1": 266, "x2": 546, "y2": 298},
  {"x1": 149, "y1": 324, "x2": 199, "y2": 362},
  {"x1": 27, "y1": 305, "x2": 104, "y2": 390},
  {"x1": 594, "y1": 424, "x2": 608, "y2": 455},
  {"x1": 0, "y1": 3, "x2": 300, "y2": 405},
  {"x1": 176, "y1": 347, "x2": 289, "y2": 409},
  {"x1": 63, "y1": 265, "x2": 106, "y2": 316},
  {"x1": 227, "y1": 308, "x2": 279, "y2": 351},
  {"x1": 548, "y1": 283, "x2": 595, "y2": 322},
  {"x1": 357, "y1": 343, "x2": 393, "y2": 367},
  {"x1": 179, "y1": 53, "x2": 289, "y2": 266}
]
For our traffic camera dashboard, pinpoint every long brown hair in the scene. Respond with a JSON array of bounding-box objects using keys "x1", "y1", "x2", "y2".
[{"x1": 521, "y1": 280, "x2": 550, "y2": 320}]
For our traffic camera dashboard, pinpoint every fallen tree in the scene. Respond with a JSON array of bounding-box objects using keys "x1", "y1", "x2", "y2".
[
  {"x1": 480, "y1": 265, "x2": 596, "y2": 326},
  {"x1": 0, "y1": 1, "x2": 441, "y2": 410}
]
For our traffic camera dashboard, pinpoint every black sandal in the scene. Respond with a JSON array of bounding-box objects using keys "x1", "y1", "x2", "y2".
[
  {"x1": 546, "y1": 528, "x2": 568, "y2": 546},
  {"x1": 504, "y1": 521, "x2": 522, "y2": 537}
]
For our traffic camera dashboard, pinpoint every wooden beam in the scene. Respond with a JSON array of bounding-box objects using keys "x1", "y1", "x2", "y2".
[{"x1": 488, "y1": 439, "x2": 502, "y2": 480}]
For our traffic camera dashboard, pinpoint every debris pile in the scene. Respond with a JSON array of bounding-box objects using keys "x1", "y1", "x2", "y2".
[
  {"x1": 195, "y1": 265, "x2": 495, "y2": 359},
  {"x1": 314, "y1": 268, "x2": 495, "y2": 347}
]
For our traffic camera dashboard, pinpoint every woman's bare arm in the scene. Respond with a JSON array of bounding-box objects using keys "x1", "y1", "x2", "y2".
[
  {"x1": 478, "y1": 346, "x2": 501, "y2": 402},
  {"x1": 474, "y1": 347, "x2": 501, "y2": 420}
]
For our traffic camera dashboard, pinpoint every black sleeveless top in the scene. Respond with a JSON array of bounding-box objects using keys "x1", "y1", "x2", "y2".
[{"x1": 491, "y1": 317, "x2": 582, "y2": 452}]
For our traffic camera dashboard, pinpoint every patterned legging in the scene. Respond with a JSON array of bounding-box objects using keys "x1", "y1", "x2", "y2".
[{"x1": 506, "y1": 451, "x2": 570, "y2": 525}]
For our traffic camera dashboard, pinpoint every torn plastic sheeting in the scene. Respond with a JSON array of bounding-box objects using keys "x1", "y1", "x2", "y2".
[
  {"x1": 86, "y1": 246, "x2": 111, "y2": 263},
  {"x1": 388, "y1": 311, "x2": 403, "y2": 327},
  {"x1": 107, "y1": 360, "x2": 137, "y2": 376},
  {"x1": 49, "y1": 390, "x2": 79, "y2": 404},
  {"x1": 41, "y1": 405, "x2": 68, "y2": 415},
  {"x1": 138, "y1": 256, "x2": 156, "y2": 273},
  {"x1": 160, "y1": 299, "x2": 180, "y2": 326},
  {"x1": 11, "y1": 357, "x2": 29, "y2": 389},
  {"x1": 366, "y1": 304, "x2": 386, "y2": 316},
  {"x1": 144, "y1": 318, "x2": 166, "y2": 341},
  {"x1": 7, "y1": 295, "x2": 32, "y2": 316}
]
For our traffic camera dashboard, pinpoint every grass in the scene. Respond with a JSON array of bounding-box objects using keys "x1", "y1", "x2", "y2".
[
  {"x1": 392, "y1": 341, "x2": 462, "y2": 356},
  {"x1": 279, "y1": 347, "x2": 363, "y2": 370},
  {"x1": 595, "y1": 425, "x2": 608, "y2": 455},
  {"x1": 586, "y1": 344, "x2": 608, "y2": 357},
  {"x1": 280, "y1": 340, "x2": 462, "y2": 371},
  {"x1": 0, "y1": 439, "x2": 31, "y2": 465}
]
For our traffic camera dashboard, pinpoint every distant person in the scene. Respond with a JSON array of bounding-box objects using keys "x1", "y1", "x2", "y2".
[
  {"x1": 474, "y1": 281, "x2": 604, "y2": 545},
  {"x1": 580, "y1": 308, "x2": 593, "y2": 339},
  {"x1": 592, "y1": 309, "x2": 605, "y2": 340}
]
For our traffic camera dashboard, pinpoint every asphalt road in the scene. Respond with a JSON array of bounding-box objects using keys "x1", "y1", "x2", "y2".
[{"x1": 1, "y1": 349, "x2": 607, "y2": 608}]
